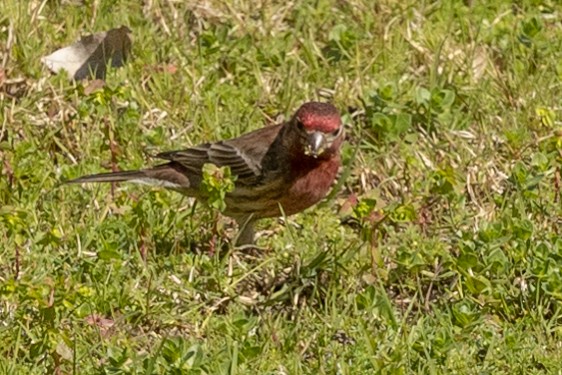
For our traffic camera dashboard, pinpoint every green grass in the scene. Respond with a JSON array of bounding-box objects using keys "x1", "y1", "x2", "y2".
[{"x1": 2, "y1": 0, "x2": 562, "y2": 373}]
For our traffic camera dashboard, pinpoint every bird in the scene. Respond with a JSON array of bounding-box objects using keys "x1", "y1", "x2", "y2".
[{"x1": 66, "y1": 102, "x2": 344, "y2": 245}]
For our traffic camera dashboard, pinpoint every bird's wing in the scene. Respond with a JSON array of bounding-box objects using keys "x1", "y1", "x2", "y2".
[
  {"x1": 156, "y1": 124, "x2": 284, "y2": 185},
  {"x1": 156, "y1": 141, "x2": 262, "y2": 180}
]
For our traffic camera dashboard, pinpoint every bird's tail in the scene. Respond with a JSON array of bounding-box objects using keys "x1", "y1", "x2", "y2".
[
  {"x1": 65, "y1": 170, "x2": 148, "y2": 184},
  {"x1": 64, "y1": 164, "x2": 190, "y2": 189}
]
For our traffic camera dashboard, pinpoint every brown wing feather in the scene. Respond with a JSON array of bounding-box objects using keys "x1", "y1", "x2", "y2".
[{"x1": 155, "y1": 124, "x2": 284, "y2": 184}]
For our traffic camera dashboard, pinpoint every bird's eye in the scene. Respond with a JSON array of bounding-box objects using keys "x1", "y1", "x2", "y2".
[
  {"x1": 332, "y1": 127, "x2": 342, "y2": 136},
  {"x1": 296, "y1": 120, "x2": 305, "y2": 131}
]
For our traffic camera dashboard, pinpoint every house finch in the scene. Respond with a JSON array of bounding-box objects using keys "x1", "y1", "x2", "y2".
[{"x1": 67, "y1": 102, "x2": 344, "y2": 245}]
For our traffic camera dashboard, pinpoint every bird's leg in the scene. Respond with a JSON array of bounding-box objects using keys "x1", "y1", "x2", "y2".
[{"x1": 235, "y1": 215, "x2": 255, "y2": 246}]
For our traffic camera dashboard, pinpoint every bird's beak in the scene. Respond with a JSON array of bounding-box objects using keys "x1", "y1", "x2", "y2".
[{"x1": 305, "y1": 132, "x2": 326, "y2": 157}]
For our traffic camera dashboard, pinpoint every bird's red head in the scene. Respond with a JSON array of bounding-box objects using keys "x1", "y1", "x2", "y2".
[
  {"x1": 291, "y1": 102, "x2": 343, "y2": 158},
  {"x1": 294, "y1": 102, "x2": 342, "y2": 133}
]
